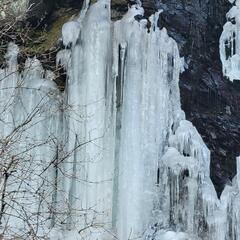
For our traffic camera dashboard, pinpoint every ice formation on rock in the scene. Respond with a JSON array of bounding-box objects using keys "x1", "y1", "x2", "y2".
[
  {"x1": 1, "y1": 0, "x2": 240, "y2": 240},
  {"x1": 220, "y1": 156, "x2": 240, "y2": 240},
  {"x1": 220, "y1": 0, "x2": 240, "y2": 81},
  {"x1": 0, "y1": 44, "x2": 62, "y2": 238}
]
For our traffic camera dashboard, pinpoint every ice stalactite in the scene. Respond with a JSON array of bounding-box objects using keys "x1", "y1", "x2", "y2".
[
  {"x1": 56, "y1": 2, "x2": 189, "y2": 238},
  {"x1": 113, "y1": 8, "x2": 185, "y2": 239},
  {"x1": 0, "y1": 43, "x2": 19, "y2": 137},
  {"x1": 220, "y1": 0, "x2": 240, "y2": 81},
  {"x1": 57, "y1": 1, "x2": 115, "y2": 239}
]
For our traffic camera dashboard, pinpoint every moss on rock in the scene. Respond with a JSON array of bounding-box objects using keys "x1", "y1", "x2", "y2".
[{"x1": 22, "y1": 8, "x2": 77, "y2": 54}]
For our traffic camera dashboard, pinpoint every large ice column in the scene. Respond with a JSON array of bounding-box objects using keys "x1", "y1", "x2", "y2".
[
  {"x1": 58, "y1": 3, "x2": 186, "y2": 239},
  {"x1": 0, "y1": 42, "x2": 20, "y2": 237},
  {"x1": 113, "y1": 7, "x2": 185, "y2": 239},
  {"x1": 220, "y1": 0, "x2": 240, "y2": 81},
  {"x1": 58, "y1": 0, "x2": 115, "y2": 238},
  {"x1": 0, "y1": 48, "x2": 62, "y2": 238}
]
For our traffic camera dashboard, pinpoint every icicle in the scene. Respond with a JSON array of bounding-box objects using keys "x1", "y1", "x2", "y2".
[
  {"x1": 58, "y1": 1, "x2": 114, "y2": 239},
  {"x1": 220, "y1": 0, "x2": 240, "y2": 81},
  {"x1": 169, "y1": 120, "x2": 210, "y2": 178},
  {"x1": 0, "y1": 43, "x2": 19, "y2": 137},
  {"x1": 56, "y1": 49, "x2": 71, "y2": 70}
]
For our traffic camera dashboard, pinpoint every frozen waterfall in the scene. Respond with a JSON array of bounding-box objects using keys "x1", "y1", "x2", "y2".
[{"x1": 0, "y1": 0, "x2": 240, "y2": 239}]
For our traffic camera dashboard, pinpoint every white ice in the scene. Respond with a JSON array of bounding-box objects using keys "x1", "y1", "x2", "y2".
[
  {"x1": 220, "y1": 0, "x2": 240, "y2": 81},
  {"x1": 1, "y1": 0, "x2": 240, "y2": 240}
]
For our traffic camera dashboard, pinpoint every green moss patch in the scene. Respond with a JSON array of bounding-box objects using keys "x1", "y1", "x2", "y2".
[{"x1": 22, "y1": 8, "x2": 78, "y2": 54}]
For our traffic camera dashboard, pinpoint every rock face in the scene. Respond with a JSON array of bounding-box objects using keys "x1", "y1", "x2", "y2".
[
  {"x1": 27, "y1": 0, "x2": 56, "y2": 22},
  {"x1": 27, "y1": 0, "x2": 82, "y2": 24}
]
